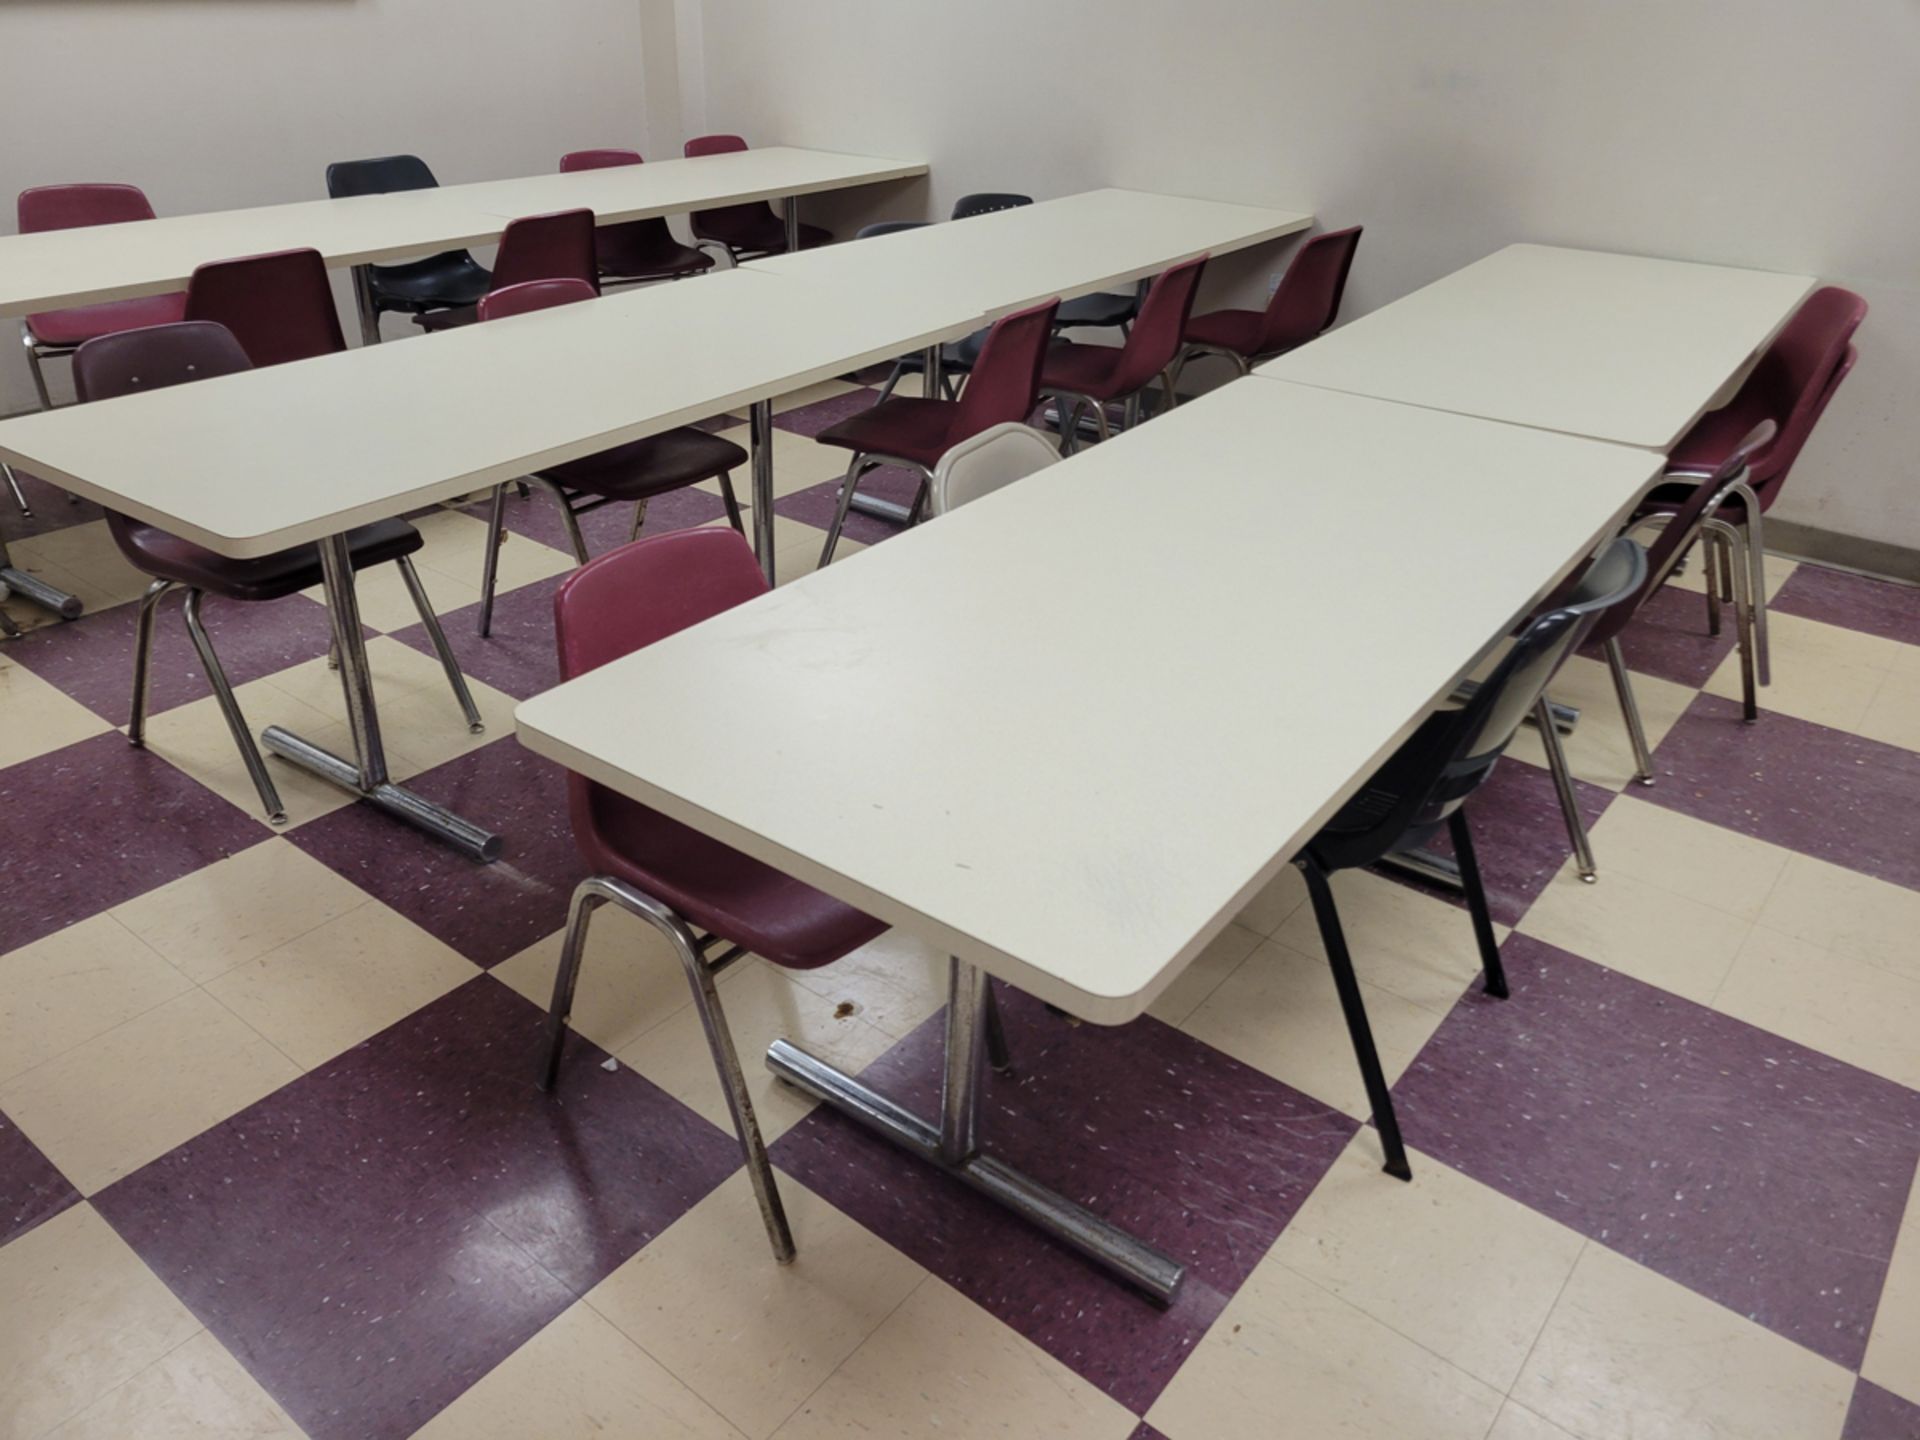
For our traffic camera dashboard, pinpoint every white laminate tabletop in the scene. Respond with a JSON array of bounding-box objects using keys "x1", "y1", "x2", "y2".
[
  {"x1": 0, "y1": 268, "x2": 978, "y2": 558},
  {"x1": 1258, "y1": 243, "x2": 1816, "y2": 450},
  {"x1": 0, "y1": 148, "x2": 927, "y2": 316},
  {"x1": 514, "y1": 381, "x2": 1661, "y2": 1024},
  {"x1": 750, "y1": 187, "x2": 1314, "y2": 315}
]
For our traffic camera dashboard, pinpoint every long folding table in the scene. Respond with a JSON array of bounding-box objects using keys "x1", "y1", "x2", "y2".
[{"x1": 514, "y1": 379, "x2": 1663, "y2": 1299}]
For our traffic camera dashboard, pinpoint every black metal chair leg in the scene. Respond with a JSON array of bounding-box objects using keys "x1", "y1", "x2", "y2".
[
  {"x1": 1297, "y1": 857, "x2": 1412, "y2": 1180},
  {"x1": 1446, "y1": 809, "x2": 1509, "y2": 999},
  {"x1": 984, "y1": 982, "x2": 1012, "y2": 1074}
]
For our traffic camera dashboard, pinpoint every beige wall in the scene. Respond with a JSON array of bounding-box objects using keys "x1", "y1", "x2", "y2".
[
  {"x1": 0, "y1": 0, "x2": 652, "y2": 406},
  {"x1": 683, "y1": 0, "x2": 1920, "y2": 552}
]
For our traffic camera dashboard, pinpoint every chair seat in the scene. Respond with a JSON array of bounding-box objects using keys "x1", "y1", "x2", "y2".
[
  {"x1": 1056, "y1": 291, "x2": 1137, "y2": 329},
  {"x1": 814, "y1": 396, "x2": 957, "y2": 469},
  {"x1": 583, "y1": 790, "x2": 886, "y2": 970},
  {"x1": 598, "y1": 220, "x2": 714, "y2": 281},
  {"x1": 1184, "y1": 308, "x2": 1265, "y2": 357},
  {"x1": 1038, "y1": 341, "x2": 1127, "y2": 400},
  {"x1": 367, "y1": 251, "x2": 493, "y2": 310},
  {"x1": 117, "y1": 517, "x2": 422, "y2": 603},
  {"x1": 27, "y1": 293, "x2": 188, "y2": 349},
  {"x1": 697, "y1": 210, "x2": 833, "y2": 257},
  {"x1": 414, "y1": 304, "x2": 480, "y2": 332},
  {"x1": 542, "y1": 428, "x2": 749, "y2": 498}
]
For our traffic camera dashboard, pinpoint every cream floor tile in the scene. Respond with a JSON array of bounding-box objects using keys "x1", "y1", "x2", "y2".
[
  {"x1": 1705, "y1": 610, "x2": 1907, "y2": 733},
  {"x1": 311, "y1": 552, "x2": 479, "y2": 635},
  {"x1": 1488, "y1": 1402, "x2": 1581, "y2": 1440},
  {"x1": 43, "y1": 1329, "x2": 304, "y2": 1440},
  {"x1": 0, "y1": 653, "x2": 111, "y2": 769},
  {"x1": 492, "y1": 911, "x2": 697, "y2": 1058},
  {"x1": 134, "y1": 677, "x2": 376, "y2": 829},
  {"x1": 774, "y1": 1276, "x2": 1135, "y2": 1440},
  {"x1": 1181, "y1": 937, "x2": 1449, "y2": 1122},
  {"x1": 413, "y1": 1302, "x2": 744, "y2": 1440},
  {"x1": 705, "y1": 426, "x2": 851, "y2": 500},
  {"x1": 0, "y1": 1203, "x2": 202, "y2": 1440},
  {"x1": 1274, "y1": 868, "x2": 1502, "y2": 1014},
  {"x1": 405, "y1": 506, "x2": 577, "y2": 594},
  {"x1": 1514, "y1": 655, "x2": 1694, "y2": 792},
  {"x1": 206, "y1": 901, "x2": 476, "y2": 1070},
  {"x1": 1512, "y1": 1245, "x2": 1852, "y2": 1440},
  {"x1": 1863, "y1": 1217, "x2": 1920, "y2": 1408},
  {"x1": 1233, "y1": 861, "x2": 1310, "y2": 935},
  {"x1": 1270, "y1": 1136, "x2": 1586, "y2": 1391},
  {"x1": 1758, "y1": 853, "x2": 1920, "y2": 985},
  {"x1": 1711, "y1": 925, "x2": 1920, "y2": 1089},
  {"x1": 1578, "y1": 796, "x2": 1791, "y2": 922},
  {"x1": 771, "y1": 378, "x2": 861, "y2": 414},
  {"x1": 706, "y1": 510, "x2": 823, "y2": 558},
  {"x1": 1858, "y1": 665, "x2": 1920, "y2": 753},
  {"x1": 778, "y1": 929, "x2": 948, "y2": 1041},
  {"x1": 1147, "y1": 1255, "x2": 1502, "y2": 1440},
  {"x1": 0, "y1": 913, "x2": 193, "y2": 1085},
  {"x1": 588, "y1": 1170, "x2": 924, "y2": 1440},
  {"x1": 618, "y1": 958, "x2": 898, "y2": 1143},
  {"x1": 1669, "y1": 551, "x2": 1797, "y2": 602},
  {"x1": 1518, "y1": 862, "x2": 1750, "y2": 1004},
  {"x1": 10, "y1": 521, "x2": 153, "y2": 611},
  {"x1": 774, "y1": 533, "x2": 864, "y2": 585},
  {"x1": 111, "y1": 836, "x2": 372, "y2": 984},
  {"x1": 1144, "y1": 921, "x2": 1264, "y2": 1025},
  {"x1": 0, "y1": 989, "x2": 299, "y2": 1193}
]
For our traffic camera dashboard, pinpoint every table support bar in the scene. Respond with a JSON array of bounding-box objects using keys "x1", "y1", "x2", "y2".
[
  {"x1": 260, "y1": 727, "x2": 501, "y2": 862},
  {"x1": 0, "y1": 565, "x2": 82, "y2": 622}
]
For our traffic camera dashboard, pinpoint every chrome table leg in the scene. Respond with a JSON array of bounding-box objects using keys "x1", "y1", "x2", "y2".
[
  {"x1": 260, "y1": 532, "x2": 501, "y2": 861},
  {"x1": 766, "y1": 957, "x2": 1187, "y2": 1304},
  {"x1": 349, "y1": 266, "x2": 382, "y2": 346},
  {"x1": 749, "y1": 399, "x2": 777, "y2": 585},
  {"x1": 0, "y1": 530, "x2": 83, "y2": 624},
  {"x1": 784, "y1": 196, "x2": 801, "y2": 254}
]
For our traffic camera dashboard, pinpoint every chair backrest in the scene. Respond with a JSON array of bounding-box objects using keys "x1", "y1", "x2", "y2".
[
  {"x1": 856, "y1": 220, "x2": 929, "y2": 240},
  {"x1": 950, "y1": 299, "x2": 1062, "y2": 440},
  {"x1": 560, "y1": 148, "x2": 643, "y2": 172},
  {"x1": 491, "y1": 209, "x2": 599, "y2": 294},
  {"x1": 684, "y1": 134, "x2": 748, "y2": 160},
  {"x1": 325, "y1": 154, "x2": 439, "y2": 199},
  {"x1": 931, "y1": 423, "x2": 1059, "y2": 515},
  {"x1": 682, "y1": 135, "x2": 778, "y2": 245},
  {"x1": 1735, "y1": 286, "x2": 1868, "y2": 507},
  {"x1": 72, "y1": 320, "x2": 251, "y2": 403},
  {"x1": 1109, "y1": 254, "x2": 1209, "y2": 393},
  {"x1": 1259, "y1": 225, "x2": 1363, "y2": 354},
  {"x1": 184, "y1": 249, "x2": 345, "y2": 367},
  {"x1": 479, "y1": 277, "x2": 597, "y2": 323},
  {"x1": 951, "y1": 193, "x2": 1033, "y2": 221},
  {"x1": 19, "y1": 183, "x2": 157, "y2": 233},
  {"x1": 555, "y1": 526, "x2": 768, "y2": 682}
]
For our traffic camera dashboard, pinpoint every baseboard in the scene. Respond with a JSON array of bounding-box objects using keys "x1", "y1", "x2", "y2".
[{"x1": 1763, "y1": 519, "x2": 1920, "y2": 587}]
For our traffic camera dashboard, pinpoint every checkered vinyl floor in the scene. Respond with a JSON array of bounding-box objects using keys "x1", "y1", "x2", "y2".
[{"x1": 3, "y1": 377, "x2": 1920, "y2": 1440}]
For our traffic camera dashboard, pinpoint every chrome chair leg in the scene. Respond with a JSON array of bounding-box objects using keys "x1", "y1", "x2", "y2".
[
  {"x1": 1534, "y1": 696, "x2": 1597, "y2": 882},
  {"x1": 1446, "y1": 807, "x2": 1509, "y2": 997},
  {"x1": 1296, "y1": 856, "x2": 1411, "y2": 1180},
  {"x1": 629, "y1": 498, "x2": 650, "y2": 544},
  {"x1": 983, "y1": 982, "x2": 1013, "y2": 1074},
  {"x1": 819, "y1": 453, "x2": 871, "y2": 567},
  {"x1": 1603, "y1": 637, "x2": 1656, "y2": 785},
  {"x1": 523, "y1": 476, "x2": 589, "y2": 565},
  {"x1": 478, "y1": 484, "x2": 508, "y2": 638},
  {"x1": 396, "y1": 556, "x2": 483, "y2": 733},
  {"x1": 181, "y1": 588, "x2": 287, "y2": 824},
  {"x1": 127, "y1": 578, "x2": 177, "y2": 745},
  {"x1": 874, "y1": 361, "x2": 905, "y2": 406},
  {"x1": 1729, "y1": 479, "x2": 1770, "y2": 686},
  {"x1": 1703, "y1": 519, "x2": 1758, "y2": 722},
  {"x1": 542, "y1": 875, "x2": 796, "y2": 1262},
  {"x1": 22, "y1": 330, "x2": 56, "y2": 412},
  {"x1": 2, "y1": 464, "x2": 30, "y2": 519},
  {"x1": 716, "y1": 472, "x2": 746, "y2": 536}
]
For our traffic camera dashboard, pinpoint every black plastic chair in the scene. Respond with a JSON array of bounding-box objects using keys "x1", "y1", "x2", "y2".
[
  {"x1": 1298, "y1": 535, "x2": 1648, "y2": 1181},
  {"x1": 950, "y1": 192, "x2": 1032, "y2": 220},
  {"x1": 325, "y1": 155, "x2": 493, "y2": 342}
]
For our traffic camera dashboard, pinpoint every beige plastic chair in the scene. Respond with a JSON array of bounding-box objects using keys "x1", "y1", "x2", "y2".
[{"x1": 929, "y1": 423, "x2": 1061, "y2": 517}]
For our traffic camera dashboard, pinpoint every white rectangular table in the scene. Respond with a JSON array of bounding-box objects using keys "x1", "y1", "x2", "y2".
[
  {"x1": 514, "y1": 379, "x2": 1662, "y2": 1296},
  {"x1": 1258, "y1": 243, "x2": 1816, "y2": 450}
]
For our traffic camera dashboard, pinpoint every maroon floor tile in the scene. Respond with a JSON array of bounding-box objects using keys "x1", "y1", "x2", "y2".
[
  {"x1": 1845, "y1": 1379, "x2": 1920, "y2": 1439},
  {"x1": 390, "y1": 574, "x2": 563, "y2": 703},
  {"x1": 774, "y1": 468, "x2": 919, "y2": 548},
  {"x1": 770, "y1": 988, "x2": 1357, "y2": 1414},
  {"x1": 1126, "y1": 1424, "x2": 1173, "y2": 1440},
  {"x1": 1374, "y1": 757, "x2": 1615, "y2": 927},
  {"x1": 1583, "y1": 582, "x2": 1735, "y2": 688},
  {"x1": 0, "y1": 1109, "x2": 80, "y2": 1247},
  {"x1": 1392, "y1": 935, "x2": 1920, "y2": 1369},
  {"x1": 1644, "y1": 693, "x2": 1920, "y2": 893},
  {"x1": 1774, "y1": 564, "x2": 1920, "y2": 649},
  {"x1": 94, "y1": 978, "x2": 737, "y2": 1440},
  {"x1": 289, "y1": 737, "x2": 582, "y2": 967},
  {"x1": 772, "y1": 386, "x2": 882, "y2": 438},
  {"x1": 0, "y1": 471, "x2": 105, "y2": 539},
  {"x1": 458, "y1": 481, "x2": 730, "y2": 559},
  {"x1": 0, "y1": 731, "x2": 266, "y2": 953},
  {"x1": 7, "y1": 591, "x2": 339, "y2": 726}
]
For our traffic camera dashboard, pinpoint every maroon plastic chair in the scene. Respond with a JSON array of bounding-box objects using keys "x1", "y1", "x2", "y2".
[
  {"x1": 683, "y1": 134, "x2": 831, "y2": 263},
  {"x1": 417, "y1": 209, "x2": 599, "y2": 331},
  {"x1": 70, "y1": 321, "x2": 480, "y2": 824},
  {"x1": 1643, "y1": 286, "x2": 1867, "y2": 683},
  {"x1": 814, "y1": 298, "x2": 1061, "y2": 564},
  {"x1": 471, "y1": 279, "x2": 748, "y2": 635},
  {"x1": 1179, "y1": 225, "x2": 1362, "y2": 379},
  {"x1": 559, "y1": 149, "x2": 712, "y2": 285},
  {"x1": 540, "y1": 526, "x2": 887, "y2": 1261},
  {"x1": 183, "y1": 249, "x2": 346, "y2": 367},
  {"x1": 1038, "y1": 255, "x2": 1210, "y2": 450}
]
